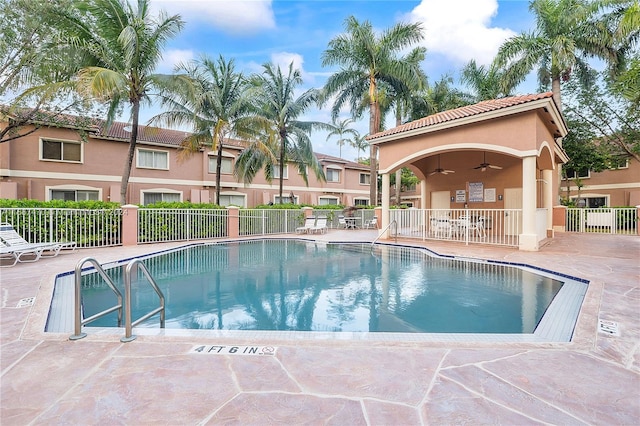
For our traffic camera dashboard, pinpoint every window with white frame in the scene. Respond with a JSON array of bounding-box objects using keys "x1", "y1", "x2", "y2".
[
  {"x1": 326, "y1": 168, "x2": 340, "y2": 182},
  {"x1": 275, "y1": 194, "x2": 297, "y2": 204},
  {"x1": 318, "y1": 196, "x2": 339, "y2": 205},
  {"x1": 359, "y1": 173, "x2": 371, "y2": 185},
  {"x1": 208, "y1": 156, "x2": 233, "y2": 174},
  {"x1": 142, "y1": 191, "x2": 181, "y2": 205},
  {"x1": 564, "y1": 167, "x2": 589, "y2": 179},
  {"x1": 572, "y1": 195, "x2": 607, "y2": 208},
  {"x1": 354, "y1": 198, "x2": 369, "y2": 206},
  {"x1": 41, "y1": 139, "x2": 82, "y2": 163},
  {"x1": 608, "y1": 157, "x2": 629, "y2": 170},
  {"x1": 273, "y1": 164, "x2": 288, "y2": 179},
  {"x1": 137, "y1": 149, "x2": 169, "y2": 170},
  {"x1": 51, "y1": 189, "x2": 99, "y2": 201},
  {"x1": 218, "y1": 194, "x2": 246, "y2": 207}
]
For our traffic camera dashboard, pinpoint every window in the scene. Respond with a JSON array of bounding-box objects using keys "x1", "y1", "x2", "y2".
[
  {"x1": 608, "y1": 157, "x2": 629, "y2": 170},
  {"x1": 51, "y1": 189, "x2": 98, "y2": 201},
  {"x1": 218, "y1": 194, "x2": 246, "y2": 207},
  {"x1": 326, "y1": 169, "x2": 340, "y2": 182},
  {"x1": 208, "y1": 156, "x2": 233, "y2": 174},
  {"x1": 41, "y1": 139, "x2": 82, "y2": 162},
  {"x1": 359, "y1": 173, "x2": 371, "y2": 185},
  {"x1": 564, "y1": 167, "x2": 589, "y2": 179},
  {"x1": 142, "y1": 191, "x2": 180, "y2": 205},
  {"x1": 275, "y1": 194, "x2": 297, "y2": 204},
  {"x1": 574, "y1": 196, "x2": 607, "y2": 208},
  {"x1": 354, "y1": 198, "x2": 369, "y2": 206},
  {"x1": 273, "y1": 165, "x2": 288, "y2": 179},
  {"x1": 137, "y1": 149, "x2": 168, "y2": 170},
  {"x1": 318, "y1": 197, "x2": 339, "y2": 205}
]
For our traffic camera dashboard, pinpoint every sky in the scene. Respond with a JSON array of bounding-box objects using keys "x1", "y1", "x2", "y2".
[{"x1": 144, "y1": 0, "x2": 537, "y2": 161}]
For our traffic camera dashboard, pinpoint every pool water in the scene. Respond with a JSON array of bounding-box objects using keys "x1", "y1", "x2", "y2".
[{"x1": 77, "y1": 240, "x2": 563, "y2": 334}]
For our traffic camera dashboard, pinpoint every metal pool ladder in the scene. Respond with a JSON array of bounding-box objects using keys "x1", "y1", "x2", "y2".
[{"x1": 69, "y1": 257, "x2": 165, "y2": 343}]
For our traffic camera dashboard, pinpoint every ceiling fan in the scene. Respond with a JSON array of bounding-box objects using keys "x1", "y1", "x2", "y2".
[
  {"x1": 474, "y1": 152, "x2": 503, "y2": 172},
  {"x1": 429, "y1": 155, "x2": 455, "y2": 176}
]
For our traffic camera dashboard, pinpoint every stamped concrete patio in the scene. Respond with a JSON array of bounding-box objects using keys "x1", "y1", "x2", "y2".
[{"x1": 1, "y1": 232, "x2": 638, "y2": 425}]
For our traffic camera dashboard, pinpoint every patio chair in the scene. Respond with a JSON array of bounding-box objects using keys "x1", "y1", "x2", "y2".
[
  {"x1": 337, "y1": 215, "x2": 348, "y2": 229},
  {"x1": 0, "y1": 223, "x2": 76, "y2": 257},
  {"x1": 309, "y1": 216, "x2": 328, "y2": 234},
  {"x1": 295, "y1": 216, "x2": 316, "y2": 234},
  {"x1": 0, "y1": 241, "x2": 44, "y2": 267},
  {"x1": 363, "y1": 217, "x2": 378, "y2": 229}
]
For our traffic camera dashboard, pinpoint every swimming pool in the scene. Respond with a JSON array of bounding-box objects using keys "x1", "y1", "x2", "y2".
[{"x1": 47, "y1": 239, "x2": 588, "y2": 341}]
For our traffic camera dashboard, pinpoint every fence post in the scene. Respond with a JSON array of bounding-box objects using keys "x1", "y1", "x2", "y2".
[
  {"x1": 227, "y1": 206, "x2": 239, "y2": 238},
  {"x1": 553, "y1": 205, "x2": 566, "y2": 233},
  {"x1": 121, "y1": 204, "x2": 139, "y2": 246}
]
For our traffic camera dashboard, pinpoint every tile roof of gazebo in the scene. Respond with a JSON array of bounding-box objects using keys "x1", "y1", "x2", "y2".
[{"x1": 367, "y1": 92, "x2": 559, "y2": 141}]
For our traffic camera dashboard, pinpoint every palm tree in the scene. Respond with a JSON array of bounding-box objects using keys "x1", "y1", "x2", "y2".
[
  {"x1": 350, "y1": 132, "x2": 369, "y2": 162},
  {"x1": 234, "y1": 62, "x2": 325, "y2": 204},
  {"x1": 325, "y1": 117, "x2": 358, "y2": 158},
  {"x1": 408, "y1": 76, "x2": 472, "y2": 120},
  {"x1": 461, "y1": 59, "x2": 515, "y2": 102},
  {"x1": 151, "y1": 55, "x2": 251, "y2": 205},
  {"x1": 322, "y1": 16, "x2": 425, "y2": 205},
  {"x1": 494, "y1": 0, "x2": 613, "y2": 111},
  {"x1": 58, "y1": 0, "x2": 183, "y2": 203}
]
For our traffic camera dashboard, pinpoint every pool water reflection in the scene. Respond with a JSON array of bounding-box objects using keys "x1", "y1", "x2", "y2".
[{"x1": 77, "y1": 240, "x2": 563, "y2": 334}]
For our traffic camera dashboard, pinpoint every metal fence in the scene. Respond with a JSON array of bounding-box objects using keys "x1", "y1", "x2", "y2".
[
  {"x1": 390, "y1": 208, "x2": 523, "y2": 247},
  {"x1": 239, "y1": 209, "x2": 303, "y2": 236},
  {"x1": 566, "y1": 208, "x2": 638, "y2": 235},
  {"x1": 0, "y1": 208, "x2": 122, "y2": 248},
  {"x1": 311, "y1": 208, "x2": 376, "y2": 229},
  {"x1": 138, "y1": 209, "x2": 228, "y2": 243}
]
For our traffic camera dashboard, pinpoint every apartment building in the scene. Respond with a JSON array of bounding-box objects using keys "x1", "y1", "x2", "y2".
[{"x1": 0, "y1": 113, "x2": 371, "y2": 207}]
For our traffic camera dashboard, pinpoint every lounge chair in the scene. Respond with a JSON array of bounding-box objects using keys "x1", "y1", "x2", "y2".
[
  {"x1": 337, "y1": 215, "x2": 348, "y2": 229},
  {"x1": 295, "y1": 216, "x2": 316, "y2": 234},
  {"x1": 363, "y1": 217, "x2": 378, "y2": 229},
  {"x1": 0, "y1": 241, "x2": 44, "y2": 267},
  {"x1": 309, "y1": 216, "x2": 328, "y2": 234},
  {"x1": 0, "y1": 223, "x2": 76, "y2": 257}
]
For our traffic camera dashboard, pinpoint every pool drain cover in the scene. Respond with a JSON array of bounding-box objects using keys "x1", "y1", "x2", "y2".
[
  {"x1": 598, "y1": 319, "x2": 620, "y2": 336},
  {"x1": 16, "y1": 297, "x2": 35, "y2": 308}
]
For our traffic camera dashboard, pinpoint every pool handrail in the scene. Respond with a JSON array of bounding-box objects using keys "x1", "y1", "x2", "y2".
[
  {"x1": 372, "y1": 220, "x2": 398, "y2": 246},
  {"x1": 70, "y1": 257, "x2": 123, "y2": 340},
  {"x1": 121, "y1": 259, "x2": 165, "y2": 343}
]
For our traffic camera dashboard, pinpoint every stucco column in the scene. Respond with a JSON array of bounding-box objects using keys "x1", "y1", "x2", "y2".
[
  {"x1": 543, "y1": 168, "x2": 554, "y2": 238},
  {"x1": 420, "y1": 180, "x2": 428, "y2": 209},
  {"x1": 520, "y1": 156, "x2": 538, "y2": 251},
  {"x1": 121, "y1": 204, "x2": 138, "y2": 246},
  {"x1": 381, "y1": 172, "x2": 390, "y2": 238},
  {"x1": 226, "y1": 206, "x2": 239, "y2": 238}
]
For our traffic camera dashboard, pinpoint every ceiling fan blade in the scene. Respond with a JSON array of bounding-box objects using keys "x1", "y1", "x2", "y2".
[
  {"x1": 473, "y1": 165, "x2": 482, "y2": 170},
  {"x1": 429, "y1": 170, "x2": 437, "y2": 176},
  {"x1": 444, "y1": 169, "x2": 455, "y2": 174},
  {"x1": 489, "y1": 164, "x2": 502, "y2": 170},
  {"x1": 481, "y1": 166, "x2": 487, "y2": 172}
]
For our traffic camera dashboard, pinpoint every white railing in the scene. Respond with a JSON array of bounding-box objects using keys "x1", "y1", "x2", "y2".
[
  {"x1": 312, "y1": 208, "x2": 376, "y2": 229},
  {"x1": 389, "y1": 208, "x2": 522, "y2": 247},
  {"x1": 0, "y1": 208, "x2": 122, "y2": 248},
  {"x1": 239, "y1": 209, "x2": 302, "y2": 236},
  {"x1": 566, "y1": 208, "x2": 638, "y2": 235},
  {"x1": 138, "y1": 209, "x2": 227, "y2": 243}
]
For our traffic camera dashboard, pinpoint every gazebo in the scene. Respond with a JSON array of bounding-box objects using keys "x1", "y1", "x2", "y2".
[{"x1": 369, "y1": 92, "x2": 569, "y2": 251}]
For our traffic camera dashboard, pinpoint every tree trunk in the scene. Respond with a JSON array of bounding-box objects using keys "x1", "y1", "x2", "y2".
[
  {"x1": 215, "y1": 133, "x2": 223, "y2": 205},
  {"x1": 369, "y1": 102, "x2": 377, "y2": 205},
  {"x1": 552, "y1": 76, "x2": 562, "y2": 113},
  {"x1": 278, "y1": 132, "x2": 286, "y2": 204},
  {"x1": 120, "y1": 99, "x2": 140, "y2": 204}
]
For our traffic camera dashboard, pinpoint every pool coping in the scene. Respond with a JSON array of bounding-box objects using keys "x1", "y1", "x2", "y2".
[{"x1": 39, "y1": 238, "x2": 589, "y2": 345}]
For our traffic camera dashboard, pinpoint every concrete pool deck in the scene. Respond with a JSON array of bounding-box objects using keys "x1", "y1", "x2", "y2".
[{"x1": 1, "y1": 232, "x2": 638, "y2": 424}]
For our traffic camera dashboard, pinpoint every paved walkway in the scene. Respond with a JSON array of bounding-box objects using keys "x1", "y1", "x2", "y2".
[{"x1": 1, "y1": 232, "x2": 638, "y2": 424}]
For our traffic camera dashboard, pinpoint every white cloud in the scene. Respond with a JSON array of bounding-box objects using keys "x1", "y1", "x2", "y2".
[
  {"x1": 152, "y1": 0, "x2": 275, "y2": 35},
  {"x1": 270, "y1": 52, "x2": 317, "y2": 85},
  {"x1": 157, "y1": 49, "x2": 195, "y2": 73},
  {"x1": 406, "y1": 0, "x2": 515, "y2": 65}
]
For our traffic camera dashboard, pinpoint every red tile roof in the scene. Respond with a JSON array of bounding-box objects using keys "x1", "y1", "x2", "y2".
[{"x1": 367, "y1": 92, "x2": 555, "y2": 141}]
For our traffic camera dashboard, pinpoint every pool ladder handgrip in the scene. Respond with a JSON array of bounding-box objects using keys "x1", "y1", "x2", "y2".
[{"x1": 69, "y1": 257, "x2": 165, "y2": 342}]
